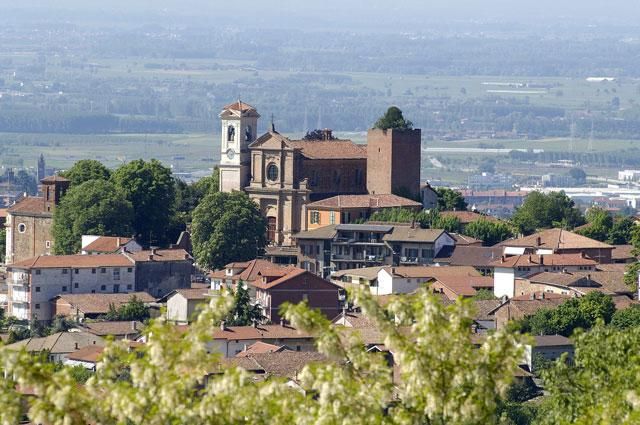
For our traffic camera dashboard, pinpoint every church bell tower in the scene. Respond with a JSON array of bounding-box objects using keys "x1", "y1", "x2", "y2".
[{"x1": 218, "y1": 100, "x2": 260, "y2": 192}]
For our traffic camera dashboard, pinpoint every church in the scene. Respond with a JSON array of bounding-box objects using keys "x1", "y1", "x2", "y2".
[{"x1": 217, "y1": 101, "x2": 421, "y2": 246}]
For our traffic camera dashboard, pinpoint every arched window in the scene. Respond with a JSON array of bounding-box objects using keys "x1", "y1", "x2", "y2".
[
  {"x1": 267, "y1": 163, "x2": 279, "y2": 181},
  {"x1": 245, "y1": 125, "x2": 252, "y2": 142},
  {"x1": 227, "y1": 125, "x2": 235, "y2": 142}
]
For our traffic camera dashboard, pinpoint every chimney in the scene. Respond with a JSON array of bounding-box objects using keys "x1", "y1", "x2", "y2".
[
  {"x1": 131, "y1": 321, "x2": 137, "y2": 331},
  {"x1": 252, "y1": 320, "x2": 257, "y2": 328},
  {"x1": 581, "y1": 252, "x2": 586, "y2": 259},
  {"x1": 74, "y1": 342, "x2": 79, "y2": 350},
  {"x1": 184, "y1": 253, "x2": 190, "y2": 260},
  {"x1": 528, "y1": 254, "x2": 532, "y2": 262},
  {"x1": 148, "y1": 254, "x2": 154, "y2": 261},
  {"x1": 540, "y1": 255, "x2": 544, "y2": 265},
  {"x1": 116, "y1": 237, "x2": 121, "y2": 247},
  {"x1": 220, "y1": 320, "x2": 226, "y2": 331},
  {"x1": 321, "y1": 128, "x2": 333, "y2": 140},
  {"x1": 280, "y1": 318, "x2": 285, "y2": 327},
  {"x1": 151, "y1": 247, "x2": 158, "y2": 255},
  {"x1": 536, "y1": 236, "x2": 541, "y2": 246},
  {"x1": 587, "y1": 274, "x2": 591, "y2": 281},
  {"x1": 501, "y1": 255, "x2": 505, "y2": 263}
]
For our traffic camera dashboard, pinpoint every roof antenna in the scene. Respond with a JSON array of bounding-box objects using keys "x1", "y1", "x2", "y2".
[{"x1": 271, "y1": 113, "x2": 276, "y2": 132}]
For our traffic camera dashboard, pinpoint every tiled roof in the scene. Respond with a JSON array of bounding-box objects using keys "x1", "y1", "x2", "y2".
[
  {"x1": 83, "y1": 236, "x2": 133, "y2": 253},
  {"x1": 438, "y1": 246, "x2": 504, "y2": 267},
  {"x1": 331, "y1": 266, "x2": 384, "y2": 281},
  {"x1": 492, "y1": 253, "x2": 597, "y2": 268},
  {"x1": 251, "y1": 268, "x2": 339, "y2": 291},
  {"x1": 235, "y1": 341, "x2": 289, "y2": 357},
  {"x1": 532, "y1": 335, "x2": 573, "y2": 347},
  {"x1": 213, "y1": 324, "x2": 313, "y2": 341},
  {"x1": 473, "y1": 299, "x2": 502, "y2": 321},
  {"x1": 382, "y1": 227, "x2": 446, "y2": 243},
  {"x1": 5, "y1": 331, "x2": 105, "y2": 354},
  {"x1": 500, "y1": 228, "x2": 613, "y2": 250},
  {"x1": 612, "y1": 244, "x2": 636, "y2": 260},
  {"x1": 80, "y1": 321, "x2": 144, "y2": 337},
  {"x1": 53, "y1": 292, "x2": 156, "y2": 315},
  {"x1": 392, "y1": 265, "x2": 482, "y2": 279},
  {"x1": 7, "y1": 196, "x2": 48, "y2": 216},
  {"x1": 246, "y1": 351, "x2": 328, "y2": 378},
  {"x1": 125, "y1": 249, "x2": 191, "y2": 262},
  {"x1": 294, "y1": 225, "x2": 339, "y2": 240},
  {"x1": 331, "y1": 311, "x2": 378, "y2": 328},
  {"x1": 223, "y1": 100, "x2": 256, "y2": 112},
  {"x1": 9, "y1": 254, "x2": 134, "y2": 270},
  {"x1": 494, "y1": 292, "x2": 571, "y2": 317},
  {"x1": 429, "y1": 275, "x2": 494, "y2": 297},
  {"x1": 289, "y1": 140, "x2": 367, "y2": 160},
  {"x1": 307, "y1": 194, "x2": 421, "y2": 209},
  {"x1": 238, "y1": 260, "x2": 296, "y2": 283},
  {"x1": 449, "y1": 233, "x2": 483, "y2": 246},
  {"x1": 440, "y1": 211, "x2": 500, "y2": 224},
  {"x1": 171, "y1": 288, "x2": 210, "y2": 300},
  {"x1": 40, "y1": 175, "x2": 70, "y2": 183},
  {"x1": 66, "y1": 345, "x2": 104, "y2": 363}
]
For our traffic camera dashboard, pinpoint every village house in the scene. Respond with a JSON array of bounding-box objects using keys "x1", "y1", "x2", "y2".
[
  {"x1": 523, "y1": 335, "x2": 574, "y2": 372},
  {"x1": 162, "y1": 288, "x2": 210, "y2": 324},
  {"x1": 123, "y1": 248, "x2": 193, "y2": 298},
  {"x1": 305, "y1": 194, "x2": 422, "y2": 230},
  {"x1": 211, "y1": 323, "x2": 315, "y2": 357},
  {"x1": 80, "y1": 235, "x2": 142, "y2": 255},
  {"x1": 499, "y1": 228, "x2": 615, "y2": 263},
  {"x1": 51, "y1": 292, "x2": 156, "y2": 321},
  {"x1": 235, "y1": 341, "x2": 291, "y2": 357},
  {"x1": 295, "y1": 224, "x2": 455, "y2": 277},
  {"x1": 79, "y1": 321, "x2": 144, "y2": 340},
  {"x1": 4, "y1": 331, "x2": 105, "y2": 363},
  {"x1": 492, "y1": 253, "x2": 597, "y2": 299},
  {"x1": 209, "y1": 259, "x2": 296, "y2": 296},
  {"x1": 434, "y1": 245, "x2": 504, "y2": 275},
  {"x1": 253, "y1": 268, "x2": 342, "y2": 323},
  {"x1": 488, "y1": 292, "x2": 572, "y2": 330}
]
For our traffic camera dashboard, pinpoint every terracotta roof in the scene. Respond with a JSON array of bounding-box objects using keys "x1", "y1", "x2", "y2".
[
  {"x1": 612, "y1": 245, "x2": 636, "y2": 260},
  {"x1": 66, "y1": 345, "x2": 104, "y2": 363},
  {"x1": 500, "y1": 228, "x2": 613, "y2": 250},
  {"x1": 9, "y1": 254, "x2": 134, "y2": 270},
  {"x1": 83, "y1": 236, "x2": 133, "y2": 253},
  {"x1": 125, "y1": 249, "x2": 191, "y2": 262},
  {"x1": 7, "y1": 196, "x2": 48, "y2": 216},
  {"x1": 40, "y1": 175, "x2": 70, "y2": 183},
  {"x1": 429, "y1": 275, "x2": 494, "y2": 297},
  {"x1": 473, "y1": 299, "x2": 502, "y2": 321},
  {"x1": 392, "y1": 265, "x2": 482, "y2": 279},
  {"x1": 235, "y1": 341, "x2": 289, "y2": 357},
  {"x1": 80, "y1": 321, "x2": 144, "y2": 337},
  {"x1": 238, "y1": 260, "x2": 296, "y2": 283},
  {"x1": 492, "y1": 292, "x2": 571, "y2": 317},
  {"x1": 246, "y1": 351, "x2": 328, "y2": 378},
  {"x1": 331, "y1": 266, "x2": 384, "y2": 281},
  {"x1": 213, "y1": 324, "x2": 313, "y2": 341},
  {"x1": 53, "y1": 292, "x2": 155, "y2": 315},
  {"x1": 449, "y1": 233, "x2": 483, "y2": 246},
  {"x1": 288, "y1": 140, "x2": 367, "y2": 160},
  {"x1": 307, "y1": 194, "x2": 421, "y2": 209},
  {"x1": 382, "y1": 227, "x2": 446, "y2": 243},
  {"x1": 5, "y1": 331, "x2": 105, "y2": 354},
  {"x1": 440, "y1": 211, "x2": 500, "y2": 225},
  {"x1": 331, "y1": 311, "x2": 378, "y2": 328},
  {"x1": 438, "y1": 246, "x2": 504, "y2": 268},
  {"x1": 223, "y1": 100, "x2": 256, "y2": 112},
  {"x1": 171, "y1": 288, "x2": 210, "y2": 300},
  {"x1": 492, "y1": 253, "x2": 597, "y2": 268},
  {"x1": 251, "y1": 268, "x2": 339, "y2": 291}
]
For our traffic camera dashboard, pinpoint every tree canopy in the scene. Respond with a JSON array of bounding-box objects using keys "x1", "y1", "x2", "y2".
[
  {"x1": 110, "y1": 159, "x2": 176, "y2": 246},
  {"x1": 191, "y1": 191, "x2": 267, "y2": 270},
  {"x1": 463, "y1": 219, "x2": 514, "y2": 246},
  {"x1": 373, "y1": 106, "x2": 413, "y2": 130},
  {"x1": 436, "y1": 187, "x2": 468, "y2": 211},
  {"x1": 52, "y1": 180, "x2": 134, "y2": 254},
  {"x1": 61, "y1": 159, "x2": 111, "y2": 187},
  {"x1": 103, "y1": 296, "x2": 150, "y2": 322},
  {"x1": 511, "y1": 191, "x2": 584, "y2": 235},
  {"x1": 224, "y1": 281, "x2": 263, "y2": 326}
]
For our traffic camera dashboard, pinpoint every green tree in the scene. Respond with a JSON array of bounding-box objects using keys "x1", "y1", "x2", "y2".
[
  {"x1": 464, "y1": 219, "x2": 514, "y2": 246},
  {"x1": 608, "y1": 216, "x2": 635, "y2": 244},
  {"x1": 14, "y1": 169, "x2": 38, "y2": 195},
  {"x1": 0, "y1": 227, "x2": 5, "y2": 264},
  {"x1": 191, "y1": 191, "x2": 267, "y2": 270},
  {"x1": 224, "y1": 281, "x2": 263, "y2": 326},
  {"x1": 373, "y1": 106, "x2": 413, "y2": 130},
  {"x1": 436, "y1": 187, "x2": 468, "y2": 211},
  {"x1": 431, "y1": 214, "x2": 462, "y2": 233},
  {"x1": 611, "y1": 305, "x2": 640, "y2": 330},
  {"x1": 576, "y1": 206, "x2": 612, "y2": 242},
  {"x1": 473, "y1": 288, "x2": 497, "y2": 300},
  {"x1": 61, "y1": 159, "x2": 111, "y2": 186},
  {"x1": 624, "y1": 262, "x2": 640, "y2": 291},
  {"x1": 539, "y1": 325, "x2": 640, "y2": 424},
  {"x1": 511, "y1": 191, "x2": 584, "y2": 235},
  {"x1": 103, "y1": 296, "x2": 150, "y2": 322},
  {"x1": 52, "y1": 180, "x2": 134, "y2": 254},
  {"x1": 111, "y1": 159, "x2": 176, "y2": 246}
]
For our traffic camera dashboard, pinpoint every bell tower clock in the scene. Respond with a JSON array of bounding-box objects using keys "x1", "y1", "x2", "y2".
[{"x1": 218, "y1": 100, "x2": 259, "y2": 192}]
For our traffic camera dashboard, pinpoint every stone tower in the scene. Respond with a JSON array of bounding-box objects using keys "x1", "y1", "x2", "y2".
[
  {"x1": 218, "y1": 101, "x2": 260, "y2": 192},
  {"x1": 366, "y1": 128, "x2": 422, "y2": 198},
  {"x1": 41, "y1": 175, "x2": 70, "y2": 213},
  {"x1": 37, "y1": 154, "x2": 46, "y2": 182}
]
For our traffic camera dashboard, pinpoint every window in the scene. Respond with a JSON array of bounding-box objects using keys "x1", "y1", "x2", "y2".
[
  {"x1": 227, "y1": 124, "x2": 235, "y2": 142},
  {"x1": 62, "y1": 286, "x2": 67, "y2": 292},
  {"x1": 18, "y1": 223, "x2": 26, "y2": 233},
  {"x1": 92, "y1": 268, "x2": 96, "y2": 274},
  {"x1": 35, "y1": 304, "x2": 40, "y2": 309},
  {"x1": 329, "y1": 211, "x2": 336, "y2": 225},
  {"x1": 310, "y1": 211, "x2": 320, "y2": 224},
  {"x1": 267, "y1": 163, "x2": 279, "y2": 181},
  {"x1": 35, "y1": 286, "x2": 40, "y2": 293},
  {"x1": 62, "y1": 269, "x2": 68, "y2": 274},
  {"x1": 101, "y1": 268, "x2": 106, "y2": 274},
  {"x1": 127, "y1": 284, "x2": 132, "y2": 290},
  {"x1": 91, "y1": 290, "x2": 96, "y2": 294},
  {"x1": 45, "y1": 241, "x2": 51, "y2": 249},
  {"x1": 113, "y1": 268, "x2": 121, "y2": 281},
  {"x1": 74, "y1": 283, "x2": 79, "y2": 289},
  {"x1": 74, "y1": 269, "x2": 79, "y2": 274},
  {"x1": 127, "y1": 267, "x2": 133, "y2": 273},
  {"x1": 35, "y1": 270, "x2": 41, "y2": 275},
  {"x1": 101, "y1": 285, "x2": 106, "y2": 291}
]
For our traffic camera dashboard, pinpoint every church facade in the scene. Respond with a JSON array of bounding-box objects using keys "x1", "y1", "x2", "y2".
[{"x1": 217, "y1": 101, "x2": 420, "y2": 247}]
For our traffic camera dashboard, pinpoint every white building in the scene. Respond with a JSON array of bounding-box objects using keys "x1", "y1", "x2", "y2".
[
  {"x1": 618, "y1": 170, "x2": 640, "y2": 182},
  {"x1": 7, "y1": 254, "x2": 136, "y2": 322},
  {"x1": 163, "y1": 288, "x2": 210, "y2": 324}
]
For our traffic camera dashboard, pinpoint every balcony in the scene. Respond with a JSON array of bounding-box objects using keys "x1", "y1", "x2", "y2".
[
  {"x1": 11, "y1": 289, "x2": 29, "y2": 303},
  {"x1": 400, "y1": 256, "x2": 420, "y2": 264},
  {"x1": 10, "y1": 274, "x2": 29, "y2": 287}
]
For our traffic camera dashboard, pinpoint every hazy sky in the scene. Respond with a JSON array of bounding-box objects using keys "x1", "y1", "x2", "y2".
[{"x1": 3, "y1": 0, "x2": 640, "y2": 29}]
